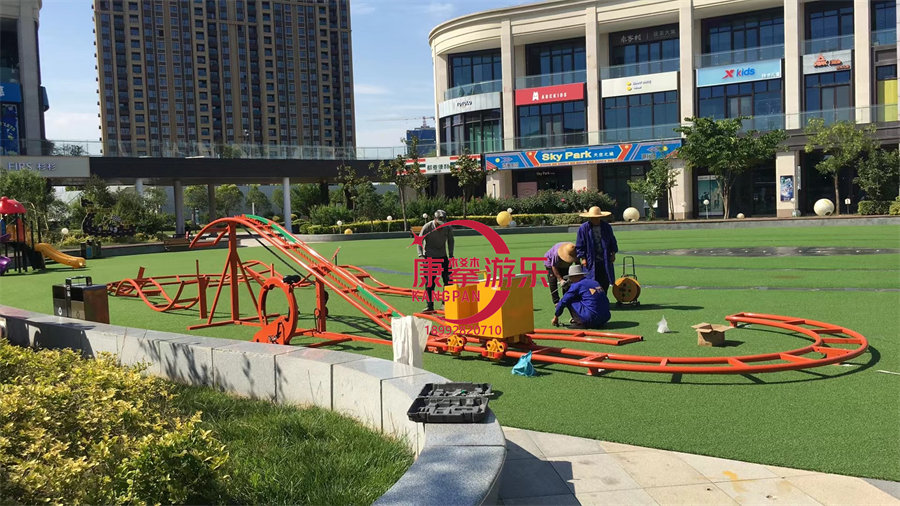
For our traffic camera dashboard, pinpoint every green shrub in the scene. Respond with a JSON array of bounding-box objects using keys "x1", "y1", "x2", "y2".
[
  {"x1": 857, "y1": 200, "x2": 892, "y2": 215},
  {"x1": 0, "y1": 341, "x2": 229, "y2": 504},
  {"x1": 309, "y1": 204, "x2": 354, "y2": 226},
  {"x1": 890, "y1": 198, "x2": 900, "y2": 216}
]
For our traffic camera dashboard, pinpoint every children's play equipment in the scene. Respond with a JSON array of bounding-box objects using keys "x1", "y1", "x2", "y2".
[
  {"x1": 1, "y1": 196, "x2": 86, "y2": 272},
  {"x1": 107, "y1": 214, "x2": 869, "y2": 376}
]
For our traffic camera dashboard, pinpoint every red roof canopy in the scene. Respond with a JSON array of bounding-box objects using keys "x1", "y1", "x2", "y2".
[{"x1": 0, "y1": 197, "x2": 27, "y2": 214}]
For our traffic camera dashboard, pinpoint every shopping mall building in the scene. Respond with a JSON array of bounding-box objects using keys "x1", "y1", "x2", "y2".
[{"x1": 428, "y1": 0, "x2": 898, "y2": 218}]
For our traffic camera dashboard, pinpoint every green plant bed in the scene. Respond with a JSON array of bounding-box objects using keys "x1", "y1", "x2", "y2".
[
  {"x1": 1, "y1": 224, "x2": 898, "y2": 480},
  {"x1": 0, "y1": 342, "x2": 412, "y2": 504}
]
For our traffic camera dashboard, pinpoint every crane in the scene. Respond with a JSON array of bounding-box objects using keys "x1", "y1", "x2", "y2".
[{"x1": 373, "y1": 116, "x2": 436, "y2": 128}]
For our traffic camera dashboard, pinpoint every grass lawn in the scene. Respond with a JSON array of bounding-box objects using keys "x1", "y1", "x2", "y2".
[
  {"x1": 169, "y1": 383, "x2": 412, "y2": 504},
  {"x1": 2, "y1": 223, "x2": 899, "y2": 480}
]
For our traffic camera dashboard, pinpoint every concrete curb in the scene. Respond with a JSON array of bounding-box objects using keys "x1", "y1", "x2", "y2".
[{"x1": 0, "y1": 306, "x2": 505, "y2": 505}]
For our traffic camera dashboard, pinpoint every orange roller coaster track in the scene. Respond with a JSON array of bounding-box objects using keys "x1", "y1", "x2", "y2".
[{"x1": 107, "y1": 214, "x2": 869, "y2": 376}]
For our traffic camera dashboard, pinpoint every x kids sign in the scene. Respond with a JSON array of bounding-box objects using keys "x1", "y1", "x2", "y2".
[
  {"x1": 696, "y1": 59, "x2": 782, "y2": 87},
  {"x1": 515, "y1": 83, "x2": 585, "y2": 105}
]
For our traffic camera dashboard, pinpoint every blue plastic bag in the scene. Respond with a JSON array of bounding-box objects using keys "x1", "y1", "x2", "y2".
[{"x1": 511, "y1": 351, "x2": 535, "y2": 377}]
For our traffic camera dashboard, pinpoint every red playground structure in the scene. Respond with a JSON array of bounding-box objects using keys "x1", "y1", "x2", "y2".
[{"x1": 108, "y1": 214, "x2": 869, "y2": 375}]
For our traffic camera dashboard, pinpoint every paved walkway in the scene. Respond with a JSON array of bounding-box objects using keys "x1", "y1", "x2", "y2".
[{"x1": 498, "y1": 428, "x2": 900, "y2": 505}]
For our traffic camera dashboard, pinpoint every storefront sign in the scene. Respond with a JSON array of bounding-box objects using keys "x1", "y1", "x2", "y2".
[
  {"x1": 484, "y1": 140, "x2": 681, "y2": 170},
  {"x1": 405, "y1": 154, "x2": 482, "y2": 174},
  {"x1": 438, "y1": 92, "x2": 501, "y2": 118},
  {"x1": 696, "y1": 59, "x2": 782, "y2": 87},
  {"x1": 515, "y1": 83, "x2": 584, "y2": 106},
  {"x1": 601, "y1": 71, "x2": 679, "y2": 97},
  {"x1": 780, "y1": 175, "x2": 794, "y2": 202},
  {"x1": 611, "y1": 25, "x2": 678, "y2": 46},
  {"x1": 0, "y1": 83, "x2": 22, "y2": 103},
  {"x1": 697, "y1": 176, "x2": 724, "y2": 216},
  {"x1": 802, "y1": 50, "x2": 852, "y2": 74},
  {"x1": 1, "y1": 104, "x2": 19, "y2": 154},
  {"x1": 0, "y1": 156, "x2": 91, "y2": 178}
]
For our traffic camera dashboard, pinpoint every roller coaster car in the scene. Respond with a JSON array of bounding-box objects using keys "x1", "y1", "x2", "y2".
[{"x1": 612, "y1": 256, "x2": 641, "y2": 307}]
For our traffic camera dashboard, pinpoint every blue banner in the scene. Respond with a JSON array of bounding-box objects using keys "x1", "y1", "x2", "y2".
[
  {"x1": 696, "y1": 59, "x2": 782, "y2": 88},
  {"x1": 485, "y1": 139, "x2": 681, "y2": 170},
  {"x1": 0, "y1": 83, "x2": 22, "y2": 103},
  {"x1": 1, "y1": 104, "x2": 20, "y2": 155}
]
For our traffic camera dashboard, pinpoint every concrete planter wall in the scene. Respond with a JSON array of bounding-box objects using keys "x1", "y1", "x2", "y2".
[{"x1": 0, "y1": 306, "x2": 505, "y2": 505}]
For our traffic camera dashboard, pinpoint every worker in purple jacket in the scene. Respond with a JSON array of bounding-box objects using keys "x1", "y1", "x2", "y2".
[
  {"x1": 551, "y1": 264, "x2": 611, "y2": 329},
  {"x1": 543, "y1": 241, "x2": 576, "y2": 305},
  {"x1": 575, "y1": 206, "x2": 618, "y2": 292}
]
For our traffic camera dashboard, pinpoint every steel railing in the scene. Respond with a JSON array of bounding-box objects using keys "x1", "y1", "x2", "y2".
[
  {"x1": 444, "y1": 80, "x2": 502, "y2": 100},
  {"x1": 696, "y1": 44, "x2": 784, "y2": 68},
  {"x1": 599, "y1": 58, "x2": 680, "y2": 80}
]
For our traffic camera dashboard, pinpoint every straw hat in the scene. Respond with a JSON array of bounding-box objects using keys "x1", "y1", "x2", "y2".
[
  {"x1": 579, "y1": 206, "x2": 612, "y2": 218},
  {"x1": 568, "y1": 264, "x2": 586, "y2": 277},
  {"x1": 558, "y1": 242, "x2": 576, "y2": 263}
]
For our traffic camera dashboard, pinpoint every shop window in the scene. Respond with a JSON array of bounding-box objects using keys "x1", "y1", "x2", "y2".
[
  {"x1": 804, "y1": 70, "x2": 852, "y2": 123},
  {"x1": 517, "y1": 101, "x2": 586, "y2": 149},
  {"x1": 525, "y1": 38, "x2": 585, "y2": 76},
  {"x1": 876, "y1": 64, "x2": 898, "y2": 121}
]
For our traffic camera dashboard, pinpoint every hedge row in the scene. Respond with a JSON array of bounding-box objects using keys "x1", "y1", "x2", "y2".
[
  {"x1": 0, "y1": 341, "x2": 229, "y2": 504},
  {"x1": 296, "y1": 213, "x2": 586, "y2": 235},
  {"x1": 857, "y1": 200, "x2": 893, "y2": 215}
]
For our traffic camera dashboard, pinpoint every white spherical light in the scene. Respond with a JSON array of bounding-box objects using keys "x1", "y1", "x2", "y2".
[
  {"x1": 422, "y1": 213, "x2": 428, "y2": 219},
  {"x1": 623, "y1": 207, "x2": 640, "y2": 222},
  {"x1": 736, "y1": 213, "x2": 745, "y2": 219},
  {"x1": 507, "y1": 208, "x2": 513, "y2": 213},
  {"x1": 61, "y1": 227, "x2": 70, "y2": 235},
  {"x1": 814, "y1": 198, "x2": 835, "y2": 216},
  {"x1": 386, "y1": 215, "x2": 393, "y2": 221}
]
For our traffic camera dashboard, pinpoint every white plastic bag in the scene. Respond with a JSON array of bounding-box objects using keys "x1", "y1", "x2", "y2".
[
  {"x1": 657, "y1": 316, "x2": 670, "y2": 334},
  {"x1": 391, "y1": 316, "x2": 429, "y2": 368}
]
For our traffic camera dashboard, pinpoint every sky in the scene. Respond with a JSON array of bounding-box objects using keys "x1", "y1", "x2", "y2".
[{"x1": 37, "y1": 0, "x2": 527, "y2": 149}]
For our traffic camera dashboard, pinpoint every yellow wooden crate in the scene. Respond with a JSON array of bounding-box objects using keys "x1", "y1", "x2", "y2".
[
  {"x1": 476, "y1": 275, "x2": 534, "y2": 341},
  {"x1": 443, "y1": 283, "x2": 479, "y2": 321}
]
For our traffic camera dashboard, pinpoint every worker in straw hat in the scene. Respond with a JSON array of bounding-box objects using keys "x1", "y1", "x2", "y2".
[
  {"x1": 575, "y1": 206, "x2": 619, "y2": 292},
  {"x1": 543, "y1": 241, "x2": 576, "y2": 305},
  {"x1": 551, "y1": 264, "x2": 611, "y2": 329}
]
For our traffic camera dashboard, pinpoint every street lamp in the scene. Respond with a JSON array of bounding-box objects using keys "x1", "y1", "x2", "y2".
[
  {"x1": 703, "y1": 199, "x2": 710, "y2": 220},
  {"x1": 386, "y1": 215, "x2": 393, "y2": 232},
  {"x1": 844, "y1": 197, "x2": 851, "y2": 215},
  {"x1": 336, "y1": 220, "x2": 342, "y2": 234}
]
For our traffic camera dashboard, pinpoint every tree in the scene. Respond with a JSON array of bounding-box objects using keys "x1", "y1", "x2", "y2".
[
  {"x1": 675, "y1": 117, "x2": 785, "y2": 219},
  {"x1": 336, "y1": 164, "x2": 368, "y2": 210},
  {"x1": 220, "y1": 145, "x2": 243, "y2": 159},
  {"x1": 246, "y1": 184, "x2": 271, "y2": 216},
  {"x1": 112, "y1": 188, "x2": 146, "y2": 226},
  {"x1": 450, "y1": 150, "x2": 495, "y2": 218},
  {"x1": 81, "y1": 174, "x2": 116, "y2": 209},
  {"x1": 215, "y1": 184, "x2": 244, "y2": 216},
  {"x1": 143, "y1": 186, "x2": 167, "y2": 213},
  {"x1": 51, "y1": 143, "x2": 86, "y2": 156},
  {"x1": 855, "y1": 148, "x2": 899, "y2": 202},
  {"x1": 804, "y1": 119, "x2": 878, "y2": 215},
  {"x1": 184, "y1": 185, "x2": 209, "y2": 221},
  {"x1": 627, "y1": 156, "x2": 680, "y2": 220},
  {"x1": 0, "y1": 168, "x2": 57, "y2": 233},
  {"x1": 375, "y1": 138, "x2": 428, "y2": 230}
]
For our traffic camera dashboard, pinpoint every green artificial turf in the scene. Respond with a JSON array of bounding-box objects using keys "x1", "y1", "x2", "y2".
[
  {"x1": 169, "y1": 384, "x2": 412, "y2": 505},
  {"x1": 2, "y1": 224, "x2": 899, "y2": 480}
]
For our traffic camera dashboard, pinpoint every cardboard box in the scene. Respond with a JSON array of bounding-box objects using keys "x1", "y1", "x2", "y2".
[{"x1": 692, "y1": 323, "x2": 731, "y2": 347}]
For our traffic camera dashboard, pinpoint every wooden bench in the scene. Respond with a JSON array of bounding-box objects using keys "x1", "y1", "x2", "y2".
[
  {"x1": 163, "y1": 236, "x2": 192, "y2": 252},
  {"x1": 410, "y1": 226, "x2": 423, "y2": 235}
]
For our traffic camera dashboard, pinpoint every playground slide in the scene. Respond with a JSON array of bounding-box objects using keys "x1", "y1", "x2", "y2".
[{"x1": 34, "y1": 243, "x2": 86, "y2": 268}]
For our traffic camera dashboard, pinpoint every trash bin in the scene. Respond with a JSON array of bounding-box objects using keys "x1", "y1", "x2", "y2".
[
  {"x1": 80, "y1": 241, "x2": 92, "y2": 259},
  {"x1": 51, "y1": 276, "x2": 109, "y2": 323}
]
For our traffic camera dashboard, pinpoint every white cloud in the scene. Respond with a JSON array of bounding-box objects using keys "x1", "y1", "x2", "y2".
[
  {"x1": 44, "y1": 112, "x2": 101, "y2": 142},
  {"x1": 353, "y1": 2, "x2": 376, "y2": 15},
  {"x1": 354, "y1": 83, "x2": 391, "y2": 95},
  {"x1": 423, "y1": 2, "x2": 455, "y2": 17}
]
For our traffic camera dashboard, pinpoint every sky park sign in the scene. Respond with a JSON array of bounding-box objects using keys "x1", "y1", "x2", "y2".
[{"x1": 484, "y1": 140, "x2": 681, "y2": 170}]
